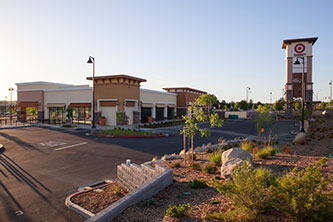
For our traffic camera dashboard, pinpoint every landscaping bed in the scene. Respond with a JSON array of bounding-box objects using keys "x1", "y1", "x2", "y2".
[
  {"x1": 111, "y1": 151, "x2": 332, "y2": 222},
  {"x1": 71, "y1": 181, "x2": 128, "y2": 214},
  {"x1": 92, "y1": 128, "x2": 165, "y2": 137},
  {"x1": 75, "y1": 116, "x2": 333, "y2": 221},
  {"x1": 140, "y1": 120, "x2": 185, "y2": 128}
]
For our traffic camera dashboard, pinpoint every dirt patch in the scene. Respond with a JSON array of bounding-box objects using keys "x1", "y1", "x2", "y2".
[
  {"x1": 71, "y1": 181, "x2": 128, "y2": 214},
  {"x1": 112, "y1": 151, "x2": 332, "y2": 222},
  {"x1": 71, "y1": 116, "x2": 333, "y2": 221}
]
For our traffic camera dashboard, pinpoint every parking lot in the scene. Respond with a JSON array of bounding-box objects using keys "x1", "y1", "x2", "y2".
[{"x1": 0, "y1": 119, "x2": 297, "y2": 222}]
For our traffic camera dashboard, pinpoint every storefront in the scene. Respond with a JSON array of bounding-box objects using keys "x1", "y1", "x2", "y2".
[
  {"x1": 16, "y1": 75, "x2": 207, "y2": 126},
  {"x1": 69, "y1": 103, "x2": 91, "y2": 125}
]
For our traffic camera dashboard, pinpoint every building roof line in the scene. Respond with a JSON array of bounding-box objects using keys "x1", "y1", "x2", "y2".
[
  {"x1": 282, "y1": 37, "x2": 318, "y2": 49},
  {"x1": 140, "y1": 88, "x2": 177, "y2": 96},
  {"x1": 86, "y1": 74, "x2": 147, "y2": 82},
  {"x1": 15, "y1": 81, "x2": 73, "y2": 86},
  {"x1": 163, "y1": 87, "x2": 207, "y2": 94}
]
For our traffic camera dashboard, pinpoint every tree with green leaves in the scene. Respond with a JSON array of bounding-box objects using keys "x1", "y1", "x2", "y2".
[
  {"x1": 235, "y1": 100, "x2": 248, "y2": 111},
  {"x1": 273, "y1": 101, "x2": 284, "y2": 111},
  {"x1": 180, "y1": 95, "x2": 224, "y2": 164},
  {"x1": 66, "y1": 107, "x2": 73, "y2": 123},
  {"x1": 293, "y1": 102, "x2": 301, "y2": 111},
  {"x1": 196, "y1": 94, "x2": 219, "y2": 114},
  {"x1": 26, "y1": 107, "x2": 37, "y2": 116},
  {"x1": 255, "y1": 105, "x2": 274, "y2": 141},
  {"x1": 320, "y1": 101, "x2": 327, "y2": 110}
]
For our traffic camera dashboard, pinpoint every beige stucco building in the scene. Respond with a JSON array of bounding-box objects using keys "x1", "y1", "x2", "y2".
[{"x1": 16, "y1": 75, "x2": 205, "y2": 126}]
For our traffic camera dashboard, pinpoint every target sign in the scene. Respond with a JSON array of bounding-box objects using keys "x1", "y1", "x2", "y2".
[{"x1": 294, "y1": 43, "x2": 305, "y2": 53}]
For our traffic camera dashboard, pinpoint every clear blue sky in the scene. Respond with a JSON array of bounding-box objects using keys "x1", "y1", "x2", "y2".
[{"x1": 1, "y1": 0, "x2": 332, "y2": 103}]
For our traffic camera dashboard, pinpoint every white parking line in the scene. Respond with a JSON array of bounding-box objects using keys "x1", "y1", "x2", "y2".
[{"x1": 54, "y1": 142, "x2": 88, "y2": 151}]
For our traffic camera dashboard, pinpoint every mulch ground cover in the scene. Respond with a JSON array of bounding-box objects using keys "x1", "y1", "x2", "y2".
[
  {"x1": 71, "y1": 181, "x2": 127, "y2": 214},
  {"x1": 70, "y1": 116, "x2": 333, "y2": 221}
]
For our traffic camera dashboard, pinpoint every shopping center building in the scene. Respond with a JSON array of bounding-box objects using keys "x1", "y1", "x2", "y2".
[{"x1": 16, "y1": 74, "x2": 206, "y2": 126}]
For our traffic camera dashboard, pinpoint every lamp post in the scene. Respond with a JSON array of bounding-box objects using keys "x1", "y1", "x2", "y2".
[
  {"x1": 246, "y1": 87, "x2": 251, "y2": 103},
  {"x1": 87, "y1": 56, "x2": 96, "y2": 132},
  {"x1": 328, "y1": 80, "x2": 332, "y2": 103},
  {"x1": 294, "y1": 57, "x2": 305, "y2": 132},
  {"x1": 9, "y1": 87, "x2": 14, "y2": 122},
  {"x1": 270, "y1": 92, "x2": 272, "y2": 105},
  {"x1": 5, "y1": 96, "x2": 7, "y2": 115}
]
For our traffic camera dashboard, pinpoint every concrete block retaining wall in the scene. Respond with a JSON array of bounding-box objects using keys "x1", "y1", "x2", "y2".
[{"x1": 117, "y1": 163, "x2": 166, "y2": 192}]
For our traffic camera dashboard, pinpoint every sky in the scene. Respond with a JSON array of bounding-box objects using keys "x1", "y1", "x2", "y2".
[{"x1": 1, "y1": 0, "x2": 332, "y2": 103}]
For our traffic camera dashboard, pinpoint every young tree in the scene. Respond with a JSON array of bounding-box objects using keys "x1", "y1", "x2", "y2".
[
  {"x1": 293, "y1": 102, "x2": 301, "y2": 111},
  {"x1": 196, "y1": 94, "x2": 219, "y2": 114},
  {"x1": 26, "y1": 107, "x2": 38, "y2": 116},
  {"x1": 255, "y1": 105, "x2": 274, "y2": 141},
  {"x1": 181, "y1": 95, "x2": 224, "y2": 164}
]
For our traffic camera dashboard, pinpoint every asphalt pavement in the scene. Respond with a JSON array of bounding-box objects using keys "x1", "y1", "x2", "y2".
[{"x1": 0, "y1": 119, "x2": 298, "y2": 222}]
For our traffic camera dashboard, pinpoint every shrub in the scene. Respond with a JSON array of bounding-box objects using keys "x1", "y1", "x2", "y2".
[
  {"x1": 62, "y1": 124, "x2": 73, "y2": 127},
  {"x1": 202, "y1": 163, "x2": 217, "y2": 174},
  {"x1": 283, "y1": 144, "x2": 291, "y2": 154},
  {"x1": 211, "y1": 162, "x2": 275, "y2": 219},
  {"x1": 221, "y1": 144, "x2": 232, "y2": 150},
  {"x1": 208, "y1": 199, "x2": 221, "y2": 205},
  {"x1": 252, "y1": 147, "x2": 259, "y2": 154},
  {"x1": 190, "y1": 162, "x2": 200, "y2": 170},
  {"x1": 140, "y1": 198, "x2": 155, "y2": 206},
  {"x1": 191, "y1": 179, "x2": 207, "y2": 189},
  {"x1": 205, "y1": 148, "x2": 213, "y2": 153},
  {"x1": 171, "y1": 162, "x2": 181, "y2": 168},
  {"x1": 272, "y1": 157, "x2": 333, "y2": 221},
  {"x1": 114, "y1": 185, "x2": 120, "y2": 194},
  {"x1": 209, "y1": 152, "x2": 222, "y2": 166},
  {"x1": 255, "y1": 148, "x2": 271, "y2": 159},
  {"x1": 165, "y1": 203, "x2": 192, "y2": 217},
  {"x1": 240, "y1": 141, "x2": 254, "y2": 153},
  {"x1": 255, "y1": 145, "x2": 277, "y2": 159}
]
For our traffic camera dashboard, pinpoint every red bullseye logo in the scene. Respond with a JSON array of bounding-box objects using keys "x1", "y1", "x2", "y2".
[{"x1": 294, "y1": 43, "x2": 305, "y2": 53}]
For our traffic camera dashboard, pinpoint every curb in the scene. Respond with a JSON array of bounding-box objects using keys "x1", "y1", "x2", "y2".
[
  {"x1": 65, "y1": 181, "x2": 116, "y2": 219},
  {"x1": 87, "y1": 133, "x2": 167, "y2": 138},
  {"x1": 77, "y1": 179, "x2": 115, "y2": 192}
]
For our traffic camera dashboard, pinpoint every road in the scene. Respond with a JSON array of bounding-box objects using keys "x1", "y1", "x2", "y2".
[{"x1": 0, "y1": 119, "x2": 298, "y2": 222}]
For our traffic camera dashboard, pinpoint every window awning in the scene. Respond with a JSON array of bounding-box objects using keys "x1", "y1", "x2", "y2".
[
  {"x1": 47, "y1": 103, "x2": 66, "y2": 108},
  {"x1": 141, "y1": 103, "x2": 153, "y2": 108},
  {"x1": 100, "y1": 101, "x2": 117, "y2": 107},
  {"x1": 18, "y1": 101, "x2": 39, "y2": 108},
  {"x1": 68, "y1": 103, "x2": 91, "y2": 108},
  {"x1": 126, "y1": 101, "x2": 136, "y2": 107},
  {"x1": 156, "y1": 104, "x2": 166, "y2": 108},
  {"x1": 167, "y1": 104, "x2": 176, "y2": 108}
]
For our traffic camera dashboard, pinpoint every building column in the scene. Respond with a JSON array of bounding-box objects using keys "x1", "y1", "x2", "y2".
[
  {"x1": 163, "y1": 105, "x2": 167, "y2": 120},
  {"x1": 152, "y1": 104, "x2": 156, "y2": 121}
]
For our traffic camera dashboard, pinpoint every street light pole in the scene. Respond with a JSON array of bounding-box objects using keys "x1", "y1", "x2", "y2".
[
  {"x1": 329, "y1": 80, "x2": 332, "y2": 103},
  {"x1": 294, "y1": 57, "x2": 305, "y2": 132},
  {"x1": 87, "y1": 56, "x2": 96, "y2": 132},
  {"x1": 9, "y1": 87, "x2": 14, "y2": 122},
  {"x1": 246, "y1": 87, "x2": 251, "y2": 103},
  {"x1": 270, "y1": 92, "x2": 272, "y2": 105}
]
